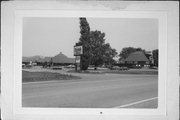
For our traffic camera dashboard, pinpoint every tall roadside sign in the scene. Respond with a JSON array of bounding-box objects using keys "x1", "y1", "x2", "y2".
[{"x1": 74, "y1": 45, "x2": 83, "y2": 71}]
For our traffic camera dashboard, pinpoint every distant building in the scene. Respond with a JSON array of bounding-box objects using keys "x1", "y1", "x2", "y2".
[
  {"x1": 22, "y1": 52, "x2": 75, "y2": 66},
  {"x1": 51, "y1": 52, "x2": 75, "y2": 65},
  {"x1": 124, "y1": 51, "x2": 150, "y2": 67},
  {"x1": 145, "y1": 51, "x2": 154, "y2": 64},
  {"x1": 22, "y1": 52, "x2": 75, "y2": 65}
]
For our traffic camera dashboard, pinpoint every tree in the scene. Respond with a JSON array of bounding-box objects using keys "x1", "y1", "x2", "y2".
[
  {"x1": 103, "y1": 43, "x2": 117, "y2": 68},
  {"x1": 119, "y1": 47, "x2": 145, "y2": 61},
  {"x1": 77, "y1": 18, "x2": 117, "y2": 70},
  {"x1": 90, "y1": 31, "x2": 117, "y2": 69},
  {"x1": 119, "y1": 47, "x2": 137, "y2": 60},
  {"x1": 89, "y1": 30, "x2": 105, "y2": 68},
  {"x1": 136, "y1": 47, "x2": 145, "y2": 53},
  {"x1": 77, "y1": 17, "x2": 91, "y2": 70},
  {"x1": 152, "y1": 49, "x2": 158, "y2": 66}
]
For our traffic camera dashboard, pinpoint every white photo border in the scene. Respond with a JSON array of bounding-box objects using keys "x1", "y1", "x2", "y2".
[{"x1": 1, "y1": 1, "x2": 179, "y2": 120}]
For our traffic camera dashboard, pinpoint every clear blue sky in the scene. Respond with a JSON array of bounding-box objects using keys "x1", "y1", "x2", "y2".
[{"x1": 23, "y1": 17, "x2": 158, "y2": 58}]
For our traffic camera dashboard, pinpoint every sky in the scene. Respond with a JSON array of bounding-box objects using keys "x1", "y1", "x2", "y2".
[{"x1": 23, "y1": 17, "x2": 158, "y2": 58}]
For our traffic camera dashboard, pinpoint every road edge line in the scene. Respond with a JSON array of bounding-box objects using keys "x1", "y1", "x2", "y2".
[{"x1": 113, "y1": 97, "x2": 158, "y2": 108}]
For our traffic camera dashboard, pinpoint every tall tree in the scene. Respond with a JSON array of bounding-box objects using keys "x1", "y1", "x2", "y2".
[
  {"x1": 77, "y1": 18, "x2": 117, "y2": 70},
  {"x1": 77, "y1": 17, "x2": 91, "y2": 70},
  {"x1": 152, "y1": 49, "x2": 158, "y2": 66},
  {"x1": 90, "y1": 31, "x2": 117, "y2": 69},
  {"x1": 89, "y1": 30, "x2": 105, "y2": 68}
]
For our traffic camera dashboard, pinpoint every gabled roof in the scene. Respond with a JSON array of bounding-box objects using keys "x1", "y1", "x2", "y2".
[
  {"x1": 52, "y1": 52, "x2": 75, "y2": 63},
  {"x1": 119, "y1": 58, "x2": 126, "y2": 63},
  {"x1": 125, "y1": 51, "x2": 149, "y2": 62}
]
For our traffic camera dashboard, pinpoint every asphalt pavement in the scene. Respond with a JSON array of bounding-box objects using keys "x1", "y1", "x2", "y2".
[{"x1": 22, "y1": 74, "x2": 158, "y2": 108}]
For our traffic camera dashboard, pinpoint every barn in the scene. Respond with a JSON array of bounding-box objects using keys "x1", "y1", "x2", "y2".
[
  {"x1": 124, "y1": 51, "x2": 150, "y2": 68},
  {"x1": 51, "y1": 52, "x2": 75, "y2": 66}
]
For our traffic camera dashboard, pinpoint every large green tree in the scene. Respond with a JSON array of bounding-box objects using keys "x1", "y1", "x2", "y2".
[
  {"x1": 89, "y1": 30, "x2": 105, "y2": 67},
  {"x1": 152, "y1": 49, "x2": 158, "y2": 66},
  {"x1": 77, "y1": 18, "x2": 117, "y2": 70},
  {"x1": 77, "y1": 17, "x2": 91, "y2": 70},
  {"x1": 90, "y1": 30, "x2": 117, "y2": 68}
]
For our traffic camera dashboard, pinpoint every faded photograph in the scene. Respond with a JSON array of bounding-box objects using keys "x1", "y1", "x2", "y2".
[{"x1": 22, "y1": 17, "x2": 158, "y2": 108}]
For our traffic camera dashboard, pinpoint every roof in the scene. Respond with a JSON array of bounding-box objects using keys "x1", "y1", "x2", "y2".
[
  {"x1": 119, "y1": 58, "x2": 125, "y2": 63},
  {"x1": 22, "y1": 52, "x2": 75, "y2": 64},
  {"x1": 125, "y1": 51, "x2": 149, "y2": 62},
  {"x1": 52, "y1": 52, "x2": 75, "y2": 63}
]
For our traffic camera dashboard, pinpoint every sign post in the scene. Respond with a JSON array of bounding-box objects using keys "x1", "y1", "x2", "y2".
[{"x1": 74, "y1": 45, "x2": 83, "y2": 71}]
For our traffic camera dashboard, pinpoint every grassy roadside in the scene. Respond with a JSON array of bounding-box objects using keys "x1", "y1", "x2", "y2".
[
  {"x1": 104, "y1": 70, "x2": 158, "y2": 75},
  {"x1": 68, "y1": 69, "x2": 158, "y2": 75},
  {"x1": 22, "y1": 71, "x2": 81, "y2": 83}
]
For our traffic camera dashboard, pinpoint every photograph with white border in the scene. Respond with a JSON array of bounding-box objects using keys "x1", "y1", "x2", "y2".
[{"x1": 1, "y1": 1, "x2": 179, "y2": 120}]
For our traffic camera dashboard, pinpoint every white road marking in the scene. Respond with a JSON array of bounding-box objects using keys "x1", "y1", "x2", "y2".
[{"x1": 113, "y1": 97, "x2": 158, "y2": 108}]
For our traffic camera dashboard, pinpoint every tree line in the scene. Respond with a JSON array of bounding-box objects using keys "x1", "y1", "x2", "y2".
[{"x1": 77, "y1": 18, "x2": 158, "y2": 70}]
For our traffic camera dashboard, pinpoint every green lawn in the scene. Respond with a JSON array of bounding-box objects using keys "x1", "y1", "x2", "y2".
[{"x1": 22, "y1": 71, "x2": 81, "y2": 83}]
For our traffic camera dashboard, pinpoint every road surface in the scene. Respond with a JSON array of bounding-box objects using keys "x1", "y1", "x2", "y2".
[{"x1": 22, "y1": 74, "x2": 158, "y2": 108}]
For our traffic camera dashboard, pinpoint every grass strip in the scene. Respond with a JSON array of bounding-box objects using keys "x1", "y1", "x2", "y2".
[
  {"x1": 68, "y1": 69, "x2": 158, "y2": 75},
  {"x1": 22, "y1": 71, "x2": 81, "y2": 83}
]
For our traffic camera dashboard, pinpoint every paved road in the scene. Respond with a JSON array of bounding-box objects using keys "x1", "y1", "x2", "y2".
[{"x1": 22, "y1": 74, "x2": 158, "y2": 108}]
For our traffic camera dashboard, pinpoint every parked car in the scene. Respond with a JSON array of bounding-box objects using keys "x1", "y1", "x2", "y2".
[
  {"x1": 66, "y1": 65, "x2": 75, "y2": 68},
  {"x1": 51, "y1": 66, "x2": 62, "y2": 70},
  {"x1": 119, "y1": 66, "x2": 129, "y2": 70},
  {"x1": 112, "y1": 66, "x2": 120, "y2": 70}
]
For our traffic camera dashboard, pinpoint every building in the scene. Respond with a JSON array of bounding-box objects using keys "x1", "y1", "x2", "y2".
[
  {"x1": 22, "y1": 52, "x2": 75, "y2": 66},
  {"x1": 51, "y1": 52, "x2": 75, "y2": 66},
  {"x1": 124, "y1": 51, "x2": 150, "y2": 67}
]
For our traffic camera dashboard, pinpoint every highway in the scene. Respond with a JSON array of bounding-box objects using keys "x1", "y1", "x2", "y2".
[{"x1": 22, "y1": 74, "x2": 158, "y2": 108}]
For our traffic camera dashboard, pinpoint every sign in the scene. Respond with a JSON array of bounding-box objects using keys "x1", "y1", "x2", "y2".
[
  {"x1": 74, "y1": 46, "x2": 83, "y2": 56},
  {"x1": 75, "y1": 56, "x2": 81, "y2": 63}
]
